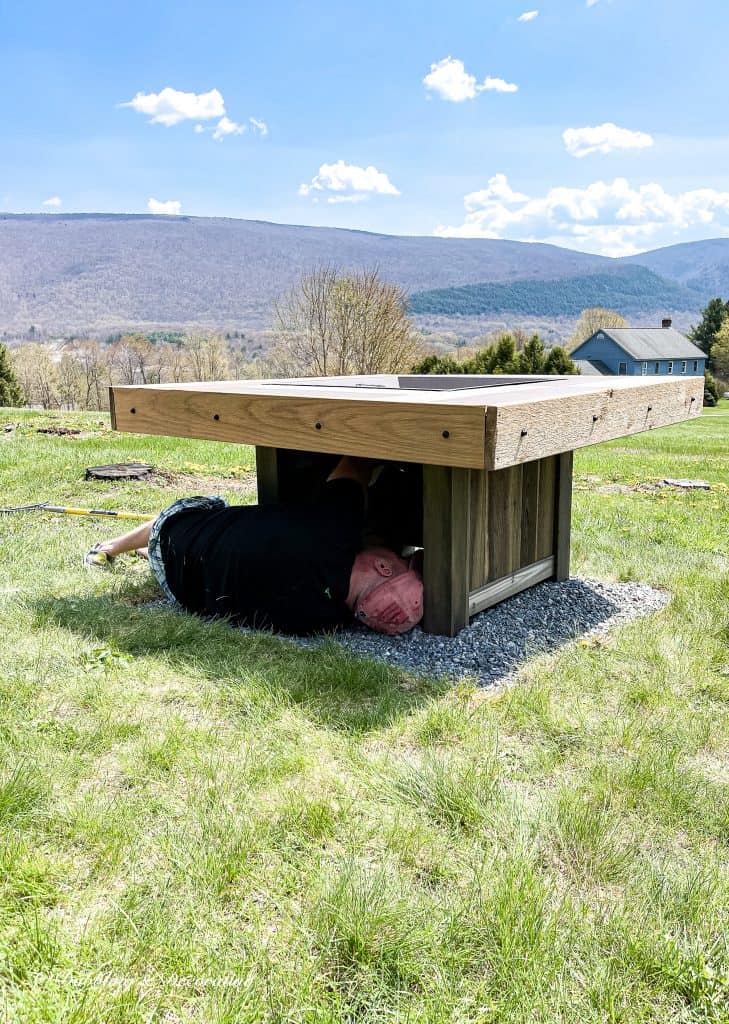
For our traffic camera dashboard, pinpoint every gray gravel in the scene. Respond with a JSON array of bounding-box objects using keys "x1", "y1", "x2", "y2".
[
  {"x1": 147, "y1": 575, "x2": 669, "y2": 689},
  {"x1": 287, "y1": 576, "x2": 670, "y2": 687}
]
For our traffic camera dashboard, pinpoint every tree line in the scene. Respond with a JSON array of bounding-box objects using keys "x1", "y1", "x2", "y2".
[{"x1": 2, "y1": 333, "x2": 253, "y2": 411}]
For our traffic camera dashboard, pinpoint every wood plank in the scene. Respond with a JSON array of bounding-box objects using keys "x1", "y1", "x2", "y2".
[
  {"x1": 535, "y1": 455, "x2": 556, "y2": 561},
  {"x1": 255, "y1": 446, "x2": 279, "y2": 504},
  {"x1": 469, "y1": 557, "x2": 554, "y2": 616},
  {"x1": 484, "y1": 377, "x2": 702, "y2": 469},
  {"x1": 469, "y1": 469, "x2": 489, "y2": 591},
  {"x1": 422, "y1": 465, "x2": 471, "y2": 636},
  {"x1": 554, "y1": 451, "x2": 574, "y2": 581},
  {"x1": 111, "y1": 387, "x2": 487, "y2": 469},
  {"x1": 520, "y1": 459, "x2": 540, "y2": 567},
  {"x1": 488, "y1": 465, "x2": 523, "y2": 581}
]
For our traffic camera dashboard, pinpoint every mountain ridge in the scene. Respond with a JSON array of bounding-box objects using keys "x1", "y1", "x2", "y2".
[{"x1": 0, "y1": 213, "x2": 723, "y2": 337}]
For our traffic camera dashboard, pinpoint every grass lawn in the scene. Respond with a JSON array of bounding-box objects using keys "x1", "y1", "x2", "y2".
[{"x1": 0, "y1": 402, "x2": 727, "y2": 1023}]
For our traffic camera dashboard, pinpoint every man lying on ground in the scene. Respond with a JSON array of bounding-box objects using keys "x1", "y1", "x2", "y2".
[{"x1": 84, "y1": 455, "x2": 423, "y2": 636}]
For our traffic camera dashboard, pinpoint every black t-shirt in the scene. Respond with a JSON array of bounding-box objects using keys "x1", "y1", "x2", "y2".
[{"x1": 158, "y1": 479, "x2": 365, "y2": 634}]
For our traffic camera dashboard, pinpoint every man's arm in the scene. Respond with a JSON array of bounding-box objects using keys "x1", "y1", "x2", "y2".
[{"x1": 326, "y1": 456, "x2": 377, "y2": 493}]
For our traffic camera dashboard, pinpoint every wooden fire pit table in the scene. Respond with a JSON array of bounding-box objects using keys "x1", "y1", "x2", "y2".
[{"x1": 110, "y1": 373, "x2": 702, "y2": 636}]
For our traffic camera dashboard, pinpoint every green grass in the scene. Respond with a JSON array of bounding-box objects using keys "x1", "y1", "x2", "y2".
[{"x1": 0, "y1": 404, "x2": 727, "y2": 1023}]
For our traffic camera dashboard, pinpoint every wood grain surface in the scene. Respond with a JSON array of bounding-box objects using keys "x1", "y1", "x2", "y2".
[
  {"x1": 484, "y1": 377, "x2": 701, "y2": 469},
  {"x1": 111, "y1": 387, "x2": 487, "y2": 468},
  {"x1": 422, "y1": 465, "x2": 471, "y2": 635}
]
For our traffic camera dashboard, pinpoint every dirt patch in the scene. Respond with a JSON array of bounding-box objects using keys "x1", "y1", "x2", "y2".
[
  {"x1": 150, "y1": 469, "x2": 258, "y2": 498},
  {"x1": 580, "y1": 477, "x2": 712, "y2": 495}
]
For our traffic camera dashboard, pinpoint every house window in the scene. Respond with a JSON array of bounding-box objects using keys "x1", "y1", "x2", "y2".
[
  {"x1": 642, "y1": 361, "x2": 648, "y2": 375},
  {"x1": 618, "y1": 361, "x2": 627, "y2": 375},
  {"x1": 668, "y1": 361, "x2": 674, "y2": 374},
  {"x1": 693, "y1": 360, "x2": 698, "y2": 372},
  {"x1": 654, "y1": 362, "x2": 660, "y2": 374},
  {"x1": 681, "y1": 360, "x2": 687, "y2": 374}
]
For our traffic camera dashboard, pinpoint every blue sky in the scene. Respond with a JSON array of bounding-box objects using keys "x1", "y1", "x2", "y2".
[{"x1": 2, "y1": 0, "x2": 728, "y2": 256}]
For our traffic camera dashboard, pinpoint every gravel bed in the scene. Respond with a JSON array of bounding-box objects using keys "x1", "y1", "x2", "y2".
[
  {"x1": 286, "y1": 576, "x2": 670, "y2": 687},
  {"x1": 146, "y1": 576, "x2": 669, "y2": 689}
]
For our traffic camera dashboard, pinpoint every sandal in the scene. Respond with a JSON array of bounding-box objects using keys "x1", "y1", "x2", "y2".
[{"x1": 83, "y1": 543, "x2": 116, "y2": 569}]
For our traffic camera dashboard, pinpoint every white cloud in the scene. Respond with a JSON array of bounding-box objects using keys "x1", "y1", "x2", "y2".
[
  {"x1": 42, "y1": 196, "x2": 62, "y2": 207},
  {"x1": 586, "y1": 0, "x2": 600, "y2": 6},
  {"x1": 327, "y1": 194, "x2": 369, "y2": 205},
  {"x1": 423, "y1": 57, "x2": 517, "y2": 102},
  {"x1": 518, "y1": 9, "x2": 539, "y2": 21},
  {"x1": 148, "y1": 198, "x2": 182, "y2": 215},
  {"x1": 212, "y1": 116, "x2": 246, "y2": 141},
  {"x1": 481, "y1": 76, "x2": 518, "y2": 93},
  {"x1": 299, "y1": 160, "x2": 400, "y2": 201},
  {"x1": 121, "y1": 87, "x2": 225, "y2": 126},
  {"x1": 563, "y1": 122, "x2": 654, "y2": 158},
  {"x1": 249, "y1": 117, "x2": 268, "y2": 136},
  {"x1": 193, "y1": 124, "x2": 206, "y2": 134},
  {"x1": 434, "y1": 174, "x2": 729, "y2": 256}
]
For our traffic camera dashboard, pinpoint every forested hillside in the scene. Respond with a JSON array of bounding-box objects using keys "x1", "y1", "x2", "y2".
[{"x1": 409, "y1": 267, "x2": 702, "y2": 318}]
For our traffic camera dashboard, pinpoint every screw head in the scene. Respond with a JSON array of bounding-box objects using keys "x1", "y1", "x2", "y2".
[{"x1": 442, "y1": 430, "x2": 450, "y2": 439}]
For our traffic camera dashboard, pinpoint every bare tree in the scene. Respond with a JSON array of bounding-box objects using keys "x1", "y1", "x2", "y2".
[
  {"x1": 56, "y1": 351, "x2": 83, "y2": 409},
  {"x1": 269, "y1": 266, "x2": 419, "y2": 377},
  {"x1": 158, "y1": 341, "x2": 191, "y2": 383},
  {"x1": 63, "y1": 339, "x2": 112, "y2": 410},
  {"x1": 110, "y1": 333, "x2": 159, "y2": 385},
  {"x1": 10, "y1": 343, "x2": 60, "y2": 408},
  {"x1": 184, "y1": 334, "x2": 231, "y2": 381},
  {"x1": 567, "y1": 307, "x2": 627, "y2": 352}
]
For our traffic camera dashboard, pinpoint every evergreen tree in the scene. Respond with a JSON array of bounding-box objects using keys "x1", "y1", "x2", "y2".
[
  {"x1": 412, "y1": 332, "x2": 577, "y2": 377},
  {"x1": 410, "y1": 353, "x2": 465, "y2": 374},
  {"x1": 689, "y1": 297, "x2": 729, "y2": 365},
  {"x1": 519, "y1": 334, "x2": 547, "y2": 373},
  {"x1": 0, "y1": 343, "x2": 24, "y2": 407},
  {"x1": 544, "y1": 346, "x2": 579, "y2": 375},
  {"x1": 710, "y1": 317, "x2": 729, "y2": 379}
]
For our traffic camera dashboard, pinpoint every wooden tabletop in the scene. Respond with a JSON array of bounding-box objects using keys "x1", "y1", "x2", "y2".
[{"x1": 110, "y1": 373, "x2": 703, "y2": 470}]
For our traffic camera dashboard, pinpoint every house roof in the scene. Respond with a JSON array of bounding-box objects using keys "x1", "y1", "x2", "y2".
[
  {"x1": 573, "y1": 359, "x2": 611, "y2": 375},
  {"x1": 574, "y1": 327, "x2": 705, "y2": 361}
]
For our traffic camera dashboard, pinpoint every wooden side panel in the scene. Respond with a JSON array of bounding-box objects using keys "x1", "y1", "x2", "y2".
[
  {"x1": 487, "y1": 465, "x2": 523, "y2": 581},
  {"x1": 111, "y1": 387, "x2": 487, "y2": 469},
  {"x1": 484, "y1": 377, "x2": 701, "y2": 469},
  {"x1": 469, "y1": 469, "x2": 489, "y2": 591},
  {"x1": 535, "y1": 455, "x2": 556, "y2": 562},
  {"x1": 423, "y1": 465, "x2": 471, "y2": 636},
  {"x1": 520, "y1": 459, "x2": 540, "y2": 567},
  {"x1": 255, "y1": 446, "x2": 279, "y2": 504},
  {"x1": 554, "y1": 451, "x2": 574, "y2": 580}
]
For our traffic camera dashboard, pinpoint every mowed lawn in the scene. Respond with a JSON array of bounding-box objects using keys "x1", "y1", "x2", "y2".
[{"x1": 0, "y1": 403, "x2": 727, "y2": 1024}]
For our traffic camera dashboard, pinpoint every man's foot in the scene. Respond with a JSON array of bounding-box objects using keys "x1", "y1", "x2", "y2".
[{"x1": 83, "y1": 542, "x2": 116, "y2": 569}]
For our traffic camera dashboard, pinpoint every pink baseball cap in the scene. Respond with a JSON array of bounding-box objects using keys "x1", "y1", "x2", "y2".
[{"x1": 353, "y1": 548, "x2": 424, "y2": 635}]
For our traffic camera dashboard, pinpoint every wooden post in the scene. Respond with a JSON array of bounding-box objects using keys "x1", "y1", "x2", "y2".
[
  {"x1": 554, "y1": 451, "x2": 574, "y2": 580},
  {"x1": 255, "y1": 446, "x2": 280, "y2": 505},
  {"x1": 422, "y1": 465, "x2": 471, "y2": 636}
]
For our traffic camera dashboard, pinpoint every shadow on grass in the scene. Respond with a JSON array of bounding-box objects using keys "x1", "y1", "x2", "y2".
[{"x1": 31, "y1": 587, "x2": 453, "y2": 734}]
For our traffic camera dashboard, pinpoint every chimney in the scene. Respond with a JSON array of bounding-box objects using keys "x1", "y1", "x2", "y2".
[{"x1": 662, "y1": 318, "x2": 672, "y2": 329}]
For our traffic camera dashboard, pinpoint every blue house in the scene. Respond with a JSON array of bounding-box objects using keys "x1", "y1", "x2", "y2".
[{"x1": 571, "y1": 319, "x2": 706, "y2": 378}]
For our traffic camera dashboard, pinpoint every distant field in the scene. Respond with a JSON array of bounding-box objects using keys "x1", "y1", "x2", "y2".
[{"x1": 0, "y1": 403, "x2": 727, "y2": 1023}]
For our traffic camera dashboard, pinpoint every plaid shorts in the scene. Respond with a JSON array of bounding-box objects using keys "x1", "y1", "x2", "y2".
[{"x1": 147, "y1": 495, "x2": 229, "y2": 604}]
